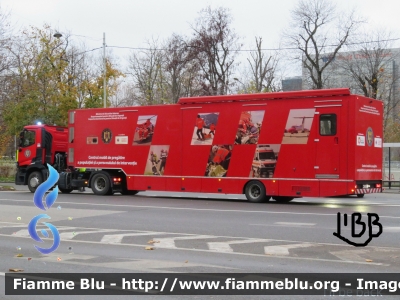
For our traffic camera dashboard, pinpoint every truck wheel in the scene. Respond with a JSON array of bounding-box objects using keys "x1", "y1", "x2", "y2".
[
  {"x1": 356, "y1": 194, "x2": 364, "y2": 198},
  {"x1": 273, "y1": 196, "x2": 294, "y2": 203},
  {"x1": 28, "y1": 171, "x2": 43, "y2": 193},
  {"x1": 59, "y1": 188, "x2": 73, "y2": 194},
  {"x1": 245, "y1": 181, "x2": 267, "y2": 203},
  {"x1": 91, "y1": 172, "x2": 111, "y2": 196}
]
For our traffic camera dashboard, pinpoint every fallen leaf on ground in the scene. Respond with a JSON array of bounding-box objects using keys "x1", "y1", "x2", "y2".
[
  {"x1": 16, "y1": 254, "x2": 23, "y2": 257},
  {"x1": 147, "y1": 240, "x2": 160, "y2": 244},
  {"x1": 145, "y1": 246, "x2": 154, "y2": 250},
  {"x1": 9, "y1": 268, "x2": 24, "y2": 272},
  {"x1": 365, "y1": 259, "x2": 373, "y2": 262}
]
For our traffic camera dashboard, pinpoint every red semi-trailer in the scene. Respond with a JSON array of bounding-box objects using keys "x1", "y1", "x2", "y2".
[{"x1": 15, "y1": 88, "x2": 383, "y2": 202}]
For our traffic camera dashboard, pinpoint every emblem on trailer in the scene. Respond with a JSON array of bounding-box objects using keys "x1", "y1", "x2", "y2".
[
  {"x1": 366, "y1": 127, "x2": 373, "y2": 147},
  {"x1": 101, "y1": 128, "x2": 112, "y2": 144}
]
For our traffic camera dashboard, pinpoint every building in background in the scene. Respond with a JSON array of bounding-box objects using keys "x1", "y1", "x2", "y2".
[
  {"x1": 301, "y1": 48, "x2": 400, "y2": 123},
  {"x1": 282, "y1": 76, "x2": 302, "y2": 91}
]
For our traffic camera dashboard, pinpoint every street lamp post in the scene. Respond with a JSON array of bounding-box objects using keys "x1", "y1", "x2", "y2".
[
  {"x1": 53, "y1": 31, "x2": 107, "y2": 108},
  {"x1": 103, "y1": 32, "x2": 106, "y2": 108}
]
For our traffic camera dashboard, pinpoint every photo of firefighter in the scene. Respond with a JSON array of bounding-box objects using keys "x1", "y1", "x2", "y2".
[
  {"x1": 133, "y1": 115, "x2": 157, "y2": 145},
  {"x1": 205, "y1": 144, "x2": 232, "y2": 177},
  {"x1": 144, "y1": 145, "x2": 170, "y2": 175},
  {"x1": 235, "y1": 111, "x2": 265, "y2": 145},
  {"x1": 250, "y1": 144, "x2": 280, "y2": 178},
  {"x1": 191, "y1": 113, "x2": 219, "y2": 145}
]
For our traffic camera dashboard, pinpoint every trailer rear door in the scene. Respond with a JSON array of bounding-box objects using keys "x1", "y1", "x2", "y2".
[{"x1": 314, "y1": 106, "x2": 341, "y2": 178}]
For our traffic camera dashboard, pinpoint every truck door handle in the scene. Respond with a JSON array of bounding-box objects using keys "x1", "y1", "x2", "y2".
[{"x1": 334, "y1": 137, "x2": 339, "y2": 144}]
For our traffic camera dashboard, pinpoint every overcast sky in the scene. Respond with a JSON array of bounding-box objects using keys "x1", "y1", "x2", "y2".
[{"x1": 2, "y1": 0, "x2": 400, "y2": 76}]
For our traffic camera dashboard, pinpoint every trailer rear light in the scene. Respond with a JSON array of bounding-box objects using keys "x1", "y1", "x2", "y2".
[
  {"x1": 113, "y1": 178, "x2": 121, "y2": 182},
  {"x1": 351, "y1": 189, "x2": 355, "y2": 193},
  {"x1": 376, "y1": 184, "x2": 382, "y2": 188}
]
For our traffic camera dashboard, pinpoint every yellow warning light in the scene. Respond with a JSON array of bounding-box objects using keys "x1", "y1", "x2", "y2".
[
  {"x1": 218, "y1": 179, "x2": 221, "y2": 181},
  {"x1": 351, "y1": 189, "x2": 355, "y2": 193},
  {"x1": 182, "y1": 178, "x2": 185, "y2": 180},
  {"x1": 273, "y1": 180, "x2": 276, "y2": 183}
]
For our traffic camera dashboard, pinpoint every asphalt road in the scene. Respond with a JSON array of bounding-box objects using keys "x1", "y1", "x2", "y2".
[{"x1": 1, "y1": 187, "x2": 399, "y2": 299}]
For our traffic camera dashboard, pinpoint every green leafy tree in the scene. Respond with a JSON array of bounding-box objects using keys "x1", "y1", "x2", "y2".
[{"x1": 3, "y1": 25, "x2": 123, "y2": 134}]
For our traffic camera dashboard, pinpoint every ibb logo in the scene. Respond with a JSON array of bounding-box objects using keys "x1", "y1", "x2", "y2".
[
  {"x1": 333, "y1": 212, "x2": 382, "y2": 247},
  {"x1": 28, "y1": 165, "x2": 60, "y2": 254}
]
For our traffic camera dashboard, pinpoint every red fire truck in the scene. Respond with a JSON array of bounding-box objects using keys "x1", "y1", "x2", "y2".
[{"x1": 15, "y1": 88, "x2": 383, "y2": 202}]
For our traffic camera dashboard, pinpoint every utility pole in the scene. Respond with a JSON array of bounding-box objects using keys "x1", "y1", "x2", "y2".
[{"x1": 103, "y1": 32, "x2": 107, "y2": 108}]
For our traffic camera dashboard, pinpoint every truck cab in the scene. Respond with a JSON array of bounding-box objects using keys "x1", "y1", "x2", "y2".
[{"x1": 15, "y1": 124, "x2": 68, "y2": 192}]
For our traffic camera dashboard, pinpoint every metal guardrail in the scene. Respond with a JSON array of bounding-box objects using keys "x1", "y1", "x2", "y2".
[{"x1": 383, "y1": 180, "x2": 400, "y2": 190}]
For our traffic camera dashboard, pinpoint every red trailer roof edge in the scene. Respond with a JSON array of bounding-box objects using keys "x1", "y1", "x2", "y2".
[{"x1": 178, "y1": 88, "x2": 351, "y2": 104}]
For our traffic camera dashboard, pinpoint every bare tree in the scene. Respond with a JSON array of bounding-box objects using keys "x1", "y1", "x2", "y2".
[
  {"x1": 110, "y1": 81, "x2": 137, "y2": 107},
  {"x1": 127, "y1": 38, "x2": 166, "y2": 105},
  {"x1": 189, "y1": 6, "x2": 241, "y2": 95},
  {"x1": 319, "y1": 26, "x2": 400, "y2": 141},
  {"x1": 245, "y1": 37, "x2": 279, "y2": 92},
  {"x1": 164, "y1": 34, "x2": 204, "y2": 102},
  {"x1": 164, "y1": 34, "x2": 189, "y2": 103},
  {"x1": 337, "y1": 29, "x2": 400, "y2": 131},
  {"x1": 283, "y1": 0, "x2": 360, "y2": 89}
]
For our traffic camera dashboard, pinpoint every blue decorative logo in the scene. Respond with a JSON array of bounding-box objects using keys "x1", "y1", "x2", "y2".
[{"x1": 28, "y1": 165, "x2": 60, "y2": 254}]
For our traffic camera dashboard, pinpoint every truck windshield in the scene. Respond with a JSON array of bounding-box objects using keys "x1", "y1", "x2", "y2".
[
  {"x1": 20, "y1": 130, "x2": 35, "y2": 147},
  {"x1": 259, "y1": 152, "x2": 275, "y2": 160}
]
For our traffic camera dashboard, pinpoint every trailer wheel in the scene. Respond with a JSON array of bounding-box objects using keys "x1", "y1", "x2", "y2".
[
  {"x1": 245, "y1": 181, "x2": 267, "y2": 203},
  {"x1": 59, "y1": 188, "x2": 73, "y2": 194},
  {"x1": 28, "y1": 171, "x2": 43, "y2": 193},
  {"x1": 91, "y1": 172, "x2": 111, "y2": 196},
  {"x1": 273, "y1": 196, "x2": 294, "y2": 203},
  {"x1": 356, "y1": 194, "x2": 364, "y2": 198}
]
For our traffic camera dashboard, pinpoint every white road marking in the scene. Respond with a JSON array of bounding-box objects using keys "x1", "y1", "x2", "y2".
[
  {"x1": 0, "y1": 233, "x2": 389, "y2": 266},
  {"x1": 208, "y1": 239, "x2": 272, "y2": 253},
  {"x1": 155, "y1": 235, "x2": 215, "y2": 249},
  {"x1": 100, "y1": 231, "x2": 166, "y2": 244},
  {"x1": 330, "y1": 249, "x2": 369, "y2": 262},
  {"x1": 12, "y1": 228, "x2": 114, "y2": 240},
  {"x1": 2, "y1": 198, "x2": 400, "y2": 218},
  {"x1": 274, "y1": 222, "x2": 316, "y2": 226},
  {"x1": 264, "y1": 243, "x2": 319, "y2": 256},
  {"x1": 59, "y1": 229, "x2": 117, "y2": 240},
  {"x1": 384, "y1": 227, "x2": 400, "y2": 232}
]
